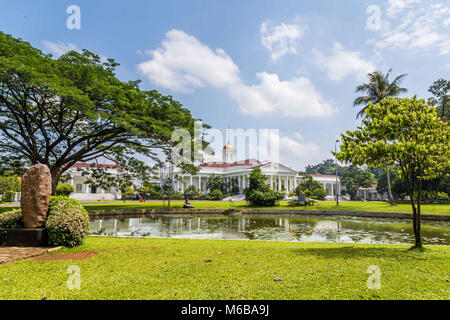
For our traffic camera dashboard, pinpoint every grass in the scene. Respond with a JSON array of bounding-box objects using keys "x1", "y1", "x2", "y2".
[
  {"x1": 0, "y1": 237, "x2": 448, "y2": 300},
  {"x1": 81, "y1": 200, "x2": 450, "y2": 215}
]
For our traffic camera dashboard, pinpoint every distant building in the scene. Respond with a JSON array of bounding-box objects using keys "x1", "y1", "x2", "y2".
[
  {"x1": 356, "y1": 184, "x2": 388, "y2": 201},
  {"x1": 162, "y1": 143, "x2": 342, "y2": 198}
]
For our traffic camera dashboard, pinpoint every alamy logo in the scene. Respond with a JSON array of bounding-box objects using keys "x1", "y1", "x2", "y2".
[
  {"x1": 66, "y1": 265, "x2": 81, "y2": 290},
  {"x1": 66, "y1": 5, "x2": 81, "y2": 30},
  {"x1": 366, "y1": 5, "x2": 381, "y2": 31}
]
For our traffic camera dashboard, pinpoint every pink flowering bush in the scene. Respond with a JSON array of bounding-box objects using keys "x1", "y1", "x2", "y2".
[
  {"x1": 45, "y1": 196, "x2": 89, "y2": 248},
  {"x1": 0, "y1": 209, "x2": 23, "y2": 244}
]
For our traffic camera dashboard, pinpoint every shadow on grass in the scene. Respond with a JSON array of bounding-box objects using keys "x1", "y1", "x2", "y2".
[{"x1": 290, "y1": 246, "x2": 429, "y2": 260}]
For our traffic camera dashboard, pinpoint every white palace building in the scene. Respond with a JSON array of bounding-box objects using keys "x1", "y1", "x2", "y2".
[
  {"x1": 164, "y1": 143, "x2": 342, "y2": 199},
  {"x1": 63, "y1": 143, "x2": 342, "y2": 201}
]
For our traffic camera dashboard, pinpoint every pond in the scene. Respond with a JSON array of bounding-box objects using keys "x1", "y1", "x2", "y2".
[{"x1": 89, "y1": 214, "x2": 450, "y2": 245}]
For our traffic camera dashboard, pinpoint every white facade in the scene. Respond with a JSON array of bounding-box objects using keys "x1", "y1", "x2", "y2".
[
  {"x1": 162, "y1": 144, "x2": 342, "y2": 198},
  {"x1": 65, "y1": 164, "x2": 125, "y2": 201},
  {"x1": 63, "y1": 144, "x2": 343, "y2": 201}
]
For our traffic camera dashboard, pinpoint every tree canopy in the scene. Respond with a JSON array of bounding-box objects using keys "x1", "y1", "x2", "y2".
[
  {"x1": 353, "y1": 69, "x2": 407, "y2": 119},
  {"x1": 336, "y1": 97, "x2": 449, "y2": 248},
  {"x1": 0, "y1": 31, "x2": 204, "y2": 193},
  {"x1": 340, "y1": 165, "x2": 376, "y2": 200},
  {"x1": 428, "y1": 78, "x2": 449, "y2": 120}
]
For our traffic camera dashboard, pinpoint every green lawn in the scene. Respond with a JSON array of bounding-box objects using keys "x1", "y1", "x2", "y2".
[
  {"x1": 0, "y1": 237, "x2": 448, "y2": 300},
  {"x1": 82, "y1": 200, "x2": 450, "y2": 215}
]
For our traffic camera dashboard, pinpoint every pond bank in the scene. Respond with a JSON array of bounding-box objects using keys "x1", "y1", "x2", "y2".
[{"x1": 87, "y1": 208, "x2": 450, "y2": 221}]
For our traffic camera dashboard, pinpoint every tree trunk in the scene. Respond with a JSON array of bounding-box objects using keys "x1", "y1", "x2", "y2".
[
  {"x1": 386, "y1": 165, "x2": 394, "y2": 203},
  {"x1": 51, "y1": 171, "x2": 61, "y2": 196},
  {"x1": 409, "y1": 178, "x2": 422, "y2": 249}
]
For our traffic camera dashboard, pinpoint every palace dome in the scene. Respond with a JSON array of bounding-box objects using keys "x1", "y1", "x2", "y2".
[{"x1": 223, "y1": 143, "x2": 234, "y2": 150}]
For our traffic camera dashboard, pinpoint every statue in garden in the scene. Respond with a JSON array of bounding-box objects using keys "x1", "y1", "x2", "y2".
[
  {"x1": 183, "y1": 199, "x2": 194, "y2": 209},
  {"x1": 5, "y1": 164, "x2": 52, "y2": 247},
  {"x1": 21, "y1": 164, "x2": 52, "y2": 228}
]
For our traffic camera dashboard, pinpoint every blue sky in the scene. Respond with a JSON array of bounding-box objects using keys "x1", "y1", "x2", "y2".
[{"x1": 1, "y1": 0, "x2": 449, "y2": 170}]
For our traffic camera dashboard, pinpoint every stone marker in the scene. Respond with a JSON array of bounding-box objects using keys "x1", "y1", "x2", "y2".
[{"x1": 20, "y1": 164, "x2": 52, "y2": 229}]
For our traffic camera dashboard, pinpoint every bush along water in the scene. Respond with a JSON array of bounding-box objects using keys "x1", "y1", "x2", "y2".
[
  {"x1": 45, "y1": 196, "x2": 90, "y2": 248},
  {"x1": 0, "y1": 209, "x2": 23, "y2": 244}
]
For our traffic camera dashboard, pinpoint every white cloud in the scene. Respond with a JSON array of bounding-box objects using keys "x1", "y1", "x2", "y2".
[
  {"x1": 137, "y1": 29, "x2": 240, "y2": 92},
  {"x1": 373, "y1": 2, "x2": 450, "y2": 55},
  {"x1": 260, "y1": 21, "x2": 306, "y2": 62},
  {"x1": 255, "y1": 130, "x2": 323, "y2": 170},
  {"x1": 278, "y1": 134, "x2": 323, "y2": 169},
  {"x1": 41, "y1": 41, "x2": 79, "y2": 57},
  {"x1": 228, "y1": 72, "x2": 335, "y2": 118},
  {"x1": 444, "y1": 18, "x2": 450, "y2": 27},
  {"x1": 138, "y1": 29, "x2": 334, "y2": 118},
  {"x1": 386, "y1": 0, "x2": 421, "y2": 17},
  {"x1": 41, "y1": 41, "x2": 109, "y2": 62},
  {"x1": 314, "y1": 42, "x2": 376, "y2": 82}
]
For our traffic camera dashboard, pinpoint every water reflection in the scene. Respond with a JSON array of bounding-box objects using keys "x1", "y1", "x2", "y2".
[{"x1": 89, "y1": 214, "x2": 450, "y2": 245}]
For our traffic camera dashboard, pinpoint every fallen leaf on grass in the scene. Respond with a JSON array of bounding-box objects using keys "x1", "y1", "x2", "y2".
[{"x1": 273, "y1": 277, "x2": 283, "y2": 282}]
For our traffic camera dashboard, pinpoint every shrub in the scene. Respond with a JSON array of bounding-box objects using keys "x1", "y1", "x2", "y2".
[
  {"x1": 0, "y1": 209, "x2": 23, "y2": 244},
  {"x1": 184, "y1": 185, "x2": 201, "y2": 200},
  {"x1": 45, "y1": 196, "x2": 89, "y2": 248},
  {"x1": 207, "y1": 189, "x2": 224, "y2": 200},
  {"x1": 245, "y1": 189, "x2": 285, "y2": 206},
  {"x1": 244, "y1": 168, "x2": 285, "y2": 206},
  {"x1": 312, "y1": 188, "x2": 327, "y2": 200},
  {"x1": 56, "y1": 183, "x2": 75, "y2": 196}
]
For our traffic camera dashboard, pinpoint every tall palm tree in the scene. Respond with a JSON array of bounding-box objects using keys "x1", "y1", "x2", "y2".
[
  {"x1": 353, "y1": 69, "x2": 408, "y2": 203},
  {"x1": 354, "y1": 69, "x2": 408, "y2": 119}
]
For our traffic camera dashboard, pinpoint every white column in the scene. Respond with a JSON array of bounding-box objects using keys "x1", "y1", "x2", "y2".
[
  {"x1": 278, "y1": 176, "x2": 281, "y2": 191},
  {"x1": 190, "y1": 176, "x2": 193, "y2": 187},
  {"x1": 70, "y1": 176, "x2": 74, "y2": 187},
  {"x1": 203, "y1": 177, "x2": 207, "y2": 193},
  {"x1": 270, "y1": 175, "x2": 274, "y2": 190}
]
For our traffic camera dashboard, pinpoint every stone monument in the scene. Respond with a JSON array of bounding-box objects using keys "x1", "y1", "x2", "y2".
[{"x1": 6, "y1": 164, "x2": 52, "y2": 247}]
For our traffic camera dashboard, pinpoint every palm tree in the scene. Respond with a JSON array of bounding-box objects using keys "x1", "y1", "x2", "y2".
[
  {"x1": 354, "y1": 69, "x2": 408, "y2": 119},
  {"x1": 354, "y1": 69, "x2": 408, "y2": 203}
]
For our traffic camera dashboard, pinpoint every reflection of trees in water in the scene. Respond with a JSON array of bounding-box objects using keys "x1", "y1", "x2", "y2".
[{"x1": 89, "y1": 215, "x2": 450, "y2": 245}]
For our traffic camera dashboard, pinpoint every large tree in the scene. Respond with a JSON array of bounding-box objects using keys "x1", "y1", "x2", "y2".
[
  {"x1": 428, "y1": 78, "x2": 449, "y2": 120},
  {"x1": 340, "y1": 165, "x2": 376, "y2": 200},
  {"x1": 0, "y1": 32, "x2": 203, "y2": 193},
  {"x1": 354, "y1": 69, "x2": 408, "y2": 203},
  {"x1": 303, "y1": 159, "x2": 345, "y2": 176},
  {"x1": 336, "y1": 97, "x2": 449, "y2": 248}
]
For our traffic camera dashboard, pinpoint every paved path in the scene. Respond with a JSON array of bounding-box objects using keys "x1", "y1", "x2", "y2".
[
  {"x1": 0, "y1": 202, "x2": 20, "y2": 207},
  {"x1": 0, "y1": 246, "x2": 61, "y2": 265}
]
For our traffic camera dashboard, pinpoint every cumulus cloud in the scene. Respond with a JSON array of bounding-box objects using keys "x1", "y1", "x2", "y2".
[
  {"x1": 314, "y1": 42, "x2": 376, "y2": 81},
  {"x1": 137, "y1": 30, "x2": 240, "y2": 92},
  {"x1": 260, "y1": 21, "x2": 306, "y2": 61},
  {"x1": 372, "y1": 1, "x2": 450, "y2": 55},
  {"x1": 41, "y1": 41, "x2": 79, "y2": 57},
  {"x1": 386, "y1": 0, "x2": 421, "y2": 17},
  {"x1": 278, "y1": 134, "x2": 323, "y2": 169},
  {"x1": 254, "y1": 130, "x2": 323, "y2": 170},
  {"x1": 138, "y1": 29, "x2": 335, "y2": 118},
  {"x1": 228, "y1": 72, "x2": 335, "y2": 118}
]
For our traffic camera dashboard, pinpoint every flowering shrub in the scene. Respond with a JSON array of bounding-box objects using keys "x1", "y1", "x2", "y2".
[
  {"x1": 0, "y1": 209, "x2": 23, "y2": 244},
  {"x1": 45, "y1": 196, "x2": 89, "y2": 248}
]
